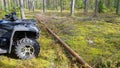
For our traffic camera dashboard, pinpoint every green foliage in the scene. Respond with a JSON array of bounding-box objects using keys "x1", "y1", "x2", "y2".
[
  {"x1": 0, "y1": 4, "x2": 2, "y2": 10},
  {"x1": 88, "y1": 0, "x2": 95, "y2": 10},
  {"x1": 0, "y1": 11, "x2": 7, "y2": 18},
  {"x1": 63, "y1": 0, "x2": 70, "y2": 10},
  {"x1": 0, "y1": 6, "x2": 20, "y2": 19},
  {"x1": 75, "y1": 0, "x2": 84, "y2": 9},
  {"x1": 98, "y1": 0, "x2": 107, "y2": 13}
]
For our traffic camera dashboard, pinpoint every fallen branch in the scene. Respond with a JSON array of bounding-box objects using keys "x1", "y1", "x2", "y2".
[{"x1": 35, "y1": 14, "x2": 92, "y2": 68}]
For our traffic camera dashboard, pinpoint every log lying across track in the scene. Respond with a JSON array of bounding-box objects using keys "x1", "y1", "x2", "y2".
[{"x1": 35, "y1": 14, "x2": 92, "y2": 68}]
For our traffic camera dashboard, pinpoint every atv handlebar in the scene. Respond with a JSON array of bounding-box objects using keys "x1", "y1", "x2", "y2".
[{"x1": 4, "y1": 12, "x2": 18, "y2": 21}]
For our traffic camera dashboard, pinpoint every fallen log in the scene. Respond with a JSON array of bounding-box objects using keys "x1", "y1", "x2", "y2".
[{"x1": 35, "y1": 14, "x2": 92, "y2": 68}]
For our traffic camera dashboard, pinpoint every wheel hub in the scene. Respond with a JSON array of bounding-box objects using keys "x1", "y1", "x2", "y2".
[{"x1": 21, "y1": 45, "x2": 34, "y2": 57}]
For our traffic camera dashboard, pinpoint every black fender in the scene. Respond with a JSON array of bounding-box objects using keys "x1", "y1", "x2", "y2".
[{"x1": 8, "y1": 25, "x2": 40, "y2": 53}]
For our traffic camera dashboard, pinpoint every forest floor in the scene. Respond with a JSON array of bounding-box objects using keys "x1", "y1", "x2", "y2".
[{"x1": 0, "y1": 10, "x2": 120, "y2": 68}]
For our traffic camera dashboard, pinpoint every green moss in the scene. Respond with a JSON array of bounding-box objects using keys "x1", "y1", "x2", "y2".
[{"x1": 47, "y1": 16, "x2": 120, "y2": 67}]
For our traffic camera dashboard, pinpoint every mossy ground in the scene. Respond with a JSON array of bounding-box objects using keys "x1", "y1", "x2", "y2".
[
  {"x1": 40, "y1": 11, "x2": 120, "y2": 67},
  {"x1": 0, "y1": 10, "x2": 120, "y2": 68}
]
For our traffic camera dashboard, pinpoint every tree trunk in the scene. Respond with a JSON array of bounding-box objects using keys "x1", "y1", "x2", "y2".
[
  {"x1": 23, "y1": 0, "x2": 26, "y2": 9},
  {"x1": 70, "y1": 0, "x2": 75, "y2": 16},
  {"x1": 26, "y1": 0, "x2": 28, "y2": 9},
  {"x1": 105, "y1": 0, "x2": 110, "y2": 8},
  {"x1": 35, "y1": 0, "x2": 38, "y2": 9},
  {"x1": 19, "y1": 0, "x2": 25, "y2": 19},
  {"x1": 94, "y1": 0, "x2": 98, "y2": 17},
  {"x1": 43, "y1": 0, "x2": 46, "y2": 13},
  {"x1": 1, "y1": 0, "x2": 4, "y2": 10},
  {"x1": 84, "y1": 0, "x2": 89, "y2": 14},
  {"x1": 56, "y1": 0, "x2": 58, "y2": 11},
  {"x1": 32, "y1": 0, "x2": 35, "y2": 12},
  {"x1": 8, "y1": 0, "x2": 10, "y2": 8},
  {"x1": 15, "y1": 0, "x2": 19, "y2": 7},
  {"x1": 3, "y1": 0, "x2": 7, "y2": 12},
  {"x1": 116, "y1": 0, "x2": 120, "y2": 14},
  {"x1": 60, "y1": 0, "x2": 63, "y2": 14},
  {"x1": 13, "y1": 0, "x2": 16, "y2": 8},
  {"x1": 28, "y1": 0, "x2": 31, "y2": 11}
]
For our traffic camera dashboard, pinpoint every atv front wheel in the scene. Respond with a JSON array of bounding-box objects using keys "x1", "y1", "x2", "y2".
[{"x1": 14, "y1": 38, "x2": 40, "y2": 60}]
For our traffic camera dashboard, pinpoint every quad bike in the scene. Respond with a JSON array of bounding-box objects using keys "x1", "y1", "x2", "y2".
[{"x1": 0, "y1": 12, "x2": 40, "y2": 60}]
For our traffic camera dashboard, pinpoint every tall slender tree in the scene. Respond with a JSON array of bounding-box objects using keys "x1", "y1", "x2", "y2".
[
  {"x1": 116, "y1": 0, "x2": 120, "y2": 14},
  {"x1": 3, "y1": 0, "x2": 7, "y2": 12},
  {"x1": 19, "y1": 0, "x2": 25, "y2": 19},
  {"x1": 94, "y1": 0, "x2": 99, "y2": 17},
  {"x1": 26, "y1": 0, "x2": 30, "y2": 9},
  {"x1": 32, "y1": 0, "x2": 35, "y2": 12},
  {"x1": 84, "y1": 0, "x2": 89, "y2": 14},
  {"x1": 70, "y1": 0, "x2": 75, "y2": 16},
  {"x1": 55, "y1": 0, "x2": 58, "y2": 11},
  {"x1": 60, "y1": 0, "x2": 63, "y2": 14},
  {"x1": 15, "y1": 0, "x2": 19, "y2": 8},
  {"x1": 1, "y1": 0, "x2": 4, "y2": 10},
  {"x1": 43, "y1": 0, "x2": 46, "y2": 13}
]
